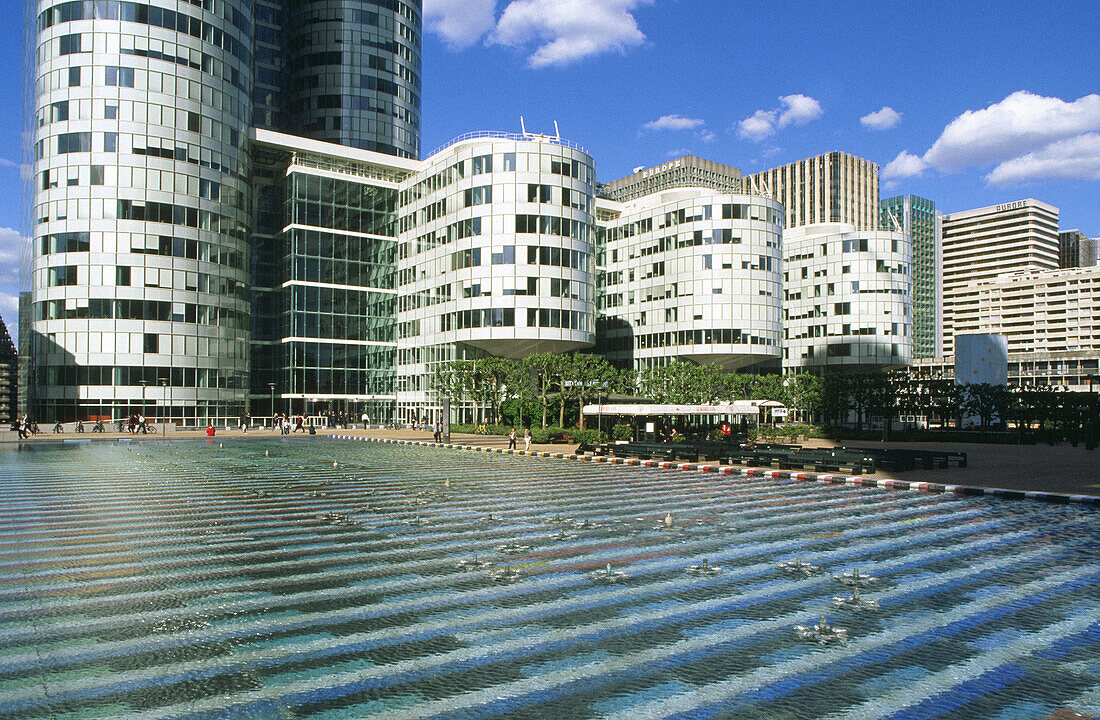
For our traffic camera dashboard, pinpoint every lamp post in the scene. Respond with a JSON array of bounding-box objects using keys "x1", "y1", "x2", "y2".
[
  {"x1": 268, "y1": 382, "x2": 276, "y2": 430},
  {"x1": 139, "y1": 379, "x2": 147, "y2": 432},
  {"x1": 159, "y1": 378, "x2": 167, "y2": 436}
]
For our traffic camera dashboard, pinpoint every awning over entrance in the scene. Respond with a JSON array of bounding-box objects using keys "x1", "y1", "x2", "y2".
[{"x1": 582, "y1": 401, "x2": 784, "y2": 416}]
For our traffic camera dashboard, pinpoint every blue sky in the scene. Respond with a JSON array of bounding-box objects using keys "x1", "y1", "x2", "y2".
[{"x1": 0, "y1": 0, "x2": 1097, "y2": 334}]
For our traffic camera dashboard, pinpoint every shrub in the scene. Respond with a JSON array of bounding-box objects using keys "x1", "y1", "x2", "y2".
[{"x1": 611, "y1": 423, "x2": 633, "y2": 441}]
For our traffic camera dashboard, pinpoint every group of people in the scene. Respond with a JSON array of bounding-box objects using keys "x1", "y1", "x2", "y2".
[{"x1": 507, "y1": 427, "x2": 533, "y2": 451}]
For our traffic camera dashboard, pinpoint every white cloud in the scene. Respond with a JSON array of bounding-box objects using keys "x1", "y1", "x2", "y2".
[
  {"x1": 776, "y1": 94, "x2": 823, "y2": 128},
  {"x1": 0, "y1": 292, "x2": 17, "y2": 336},
  {"x1": 491, "y1": 0, "x2": 651, "y2": 68},
  {"x1": 738, "y1": 109, "x2": 778, "y2": 141},
  {"x1": 0, "y1": 228, "x2": 27, "y2": 336},
  {"x1": 0, "y1": 158, "x2": 17, "y2": 169},
  {"x1": 423, "y1": 0, "x2": 497, "y2": 48},
  {"x1": 986, "y1": 132, "x2": 1100, "y2": 185},
  {"x1": 882, "y1": 150, "x2": 928, "y2": 180},
  {"x1": 923, "y1": 91, "x2": 1100, "y2": 173},
  {"x1": 738, "y1": 94, "x2": 822, "y2": 141},
  {"x1": 861, "y1": 106, "x2": 902, "y2": 130},
  {"x1": 642, "y1": 114, "x2": 704, "y2": 132},
  {"x1": 699, "y1": 130, "x2": 715, "y2": 143}
]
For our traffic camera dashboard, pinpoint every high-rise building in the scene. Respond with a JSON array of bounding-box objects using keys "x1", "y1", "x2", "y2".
[
  {"x1": 0, "y1": 320, "x2": 17, "y2": 424},
  {"x1": 30, "y1": 0, "x2": 256, "y2": 424},
  {"x1": 1059, "y1": 229, "x2": 1097, "y2": 269},
  {"x1": 941, "y1": 199, "x2": 1060, "y2": 357},
  {"x1": 782, "y1": 223, "x2": 912, "y2": 373},
  {"x1": 881, "y1": 194, "x2": 942, "y2": 359},
  {"x1": 744, "y1": 152, "x2": 879, "y2": 231},
  {"x1": 28, "y1": 0, "x2": 423, "y2": 424},
  {"x1": 974, "y1": 266, "x2": 1100, "y2": 357}
]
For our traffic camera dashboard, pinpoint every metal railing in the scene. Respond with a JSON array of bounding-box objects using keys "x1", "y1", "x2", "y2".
[{"x1": 428, "y1": 131, "x2": 587, "y2": 158}]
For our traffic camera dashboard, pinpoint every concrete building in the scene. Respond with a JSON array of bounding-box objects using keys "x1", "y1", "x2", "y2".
[
  {"x1": 940, "y1": 199, "x2": 1060, "y2": 358},
  {"x1": 782, "y1": 223, "x2": 912, "y2": 373},
  {"x1": 975, "y1": 266, "x2": 1100, "y2": 357},
  {"x1": 1059, "y1": 229, "x2": 1097, "y2": 269},
  {"x1": 595, "y1": 187, "x2": 783, "y2": 373},
  {"x1": 600, "y1": 156, "x2": 742, "y2": 203},
  {"x1": 881, "y1": 194, "x2": 942, "y2": 359},
  {"x1": 744, "y1": 152, "x2": 880, "y2": 231}
]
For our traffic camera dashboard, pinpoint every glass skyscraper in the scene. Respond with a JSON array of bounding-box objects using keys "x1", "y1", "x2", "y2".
[
  {"x1": 28, "y1": 0, "x2": 423, "y2": 424},
  {"x1": 881, "y1": 194, "x2": 942, "y2": 359}
]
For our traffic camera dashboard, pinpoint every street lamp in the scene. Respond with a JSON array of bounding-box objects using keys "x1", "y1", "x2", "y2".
[
  {"x1": 268, "y1": 382, "x2": 276, "y2": 430},
  {"x1": 139, "y1": 379, "x2": 148, "y2": 431},
  {"x1": 159, "y1": 378, "x2": 167, "y2": 436}
]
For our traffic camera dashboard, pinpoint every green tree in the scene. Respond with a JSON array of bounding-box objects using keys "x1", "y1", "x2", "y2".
[
  {"x1": 472, "y1": 356, "x2": 517, "y2": 426},
  {"x1": 523, "y1": 352, "x2": 565, "y2": 428},
  {"x1": 785, "y1": 373, "x2": 822, "y2": 423}
]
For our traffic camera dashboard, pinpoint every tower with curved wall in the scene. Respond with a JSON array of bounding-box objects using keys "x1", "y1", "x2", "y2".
[
  {"x1": 30, "y1": 0, "x2": 254, "y2": 424},
  {"x1": 394, "y1": 133, "x2": 596, "y2": 421},
  {"x1": 596, "y1": 188, "x2": 784, "y2": 372}
]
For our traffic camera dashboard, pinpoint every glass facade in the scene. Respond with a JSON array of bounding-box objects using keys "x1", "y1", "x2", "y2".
[
  {"x1": 283, "y1": 0, "x2": 421, "y2": 158},
  {"x1": 30, "y1": 0, "x2": 253, "y2": 424},
  {"x1": 881, "y1": 194, "x2": 941, "y2": 359},
  {"x1": 273, "y1": 167, "x2": 399, "y2": 420}
]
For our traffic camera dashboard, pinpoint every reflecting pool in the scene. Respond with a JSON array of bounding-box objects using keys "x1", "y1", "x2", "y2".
[{"x1": 0, "y1": 439, "x2": 1098, "y2": 719}]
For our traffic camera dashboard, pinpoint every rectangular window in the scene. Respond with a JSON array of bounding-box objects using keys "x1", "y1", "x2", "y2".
[
  {"x1": 105, "y1": 66, "x2": 135, "y2": 87},
  {"x1": 59, "y1": 34, "x2": 81, "y2": 55},
  {"x1": 502, "y1": 153, "x2": 516, "y2": 171},
  {"x1": 105, "y1": 104, "x2": 117, "y2": 119},
  {"x1": 491, "y1": 246, "x2": 515, "y2": 264},
  {"x1": 834, "y1": 302, "x2": 851, "y2": 315},
  {"x1": 116, "y1": 266, "x2": 130, "y2": 286},
  {"x1": 68, "y1": 66, "x2": 81, "y2": 86},
  {"x1": 103, "y1": 132, "x2": 118, "y2": 152},
  {"x1": 471, "y1": 154, "x2": 492, "y2": 174},
  {"x1": 144, "y1": 333, "x2": 159, "y2": 353},
  {"x1": 57, "y1": 132, "x2": 91, "y2": 154}
]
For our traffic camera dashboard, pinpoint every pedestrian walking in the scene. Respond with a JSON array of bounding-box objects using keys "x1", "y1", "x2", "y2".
[
  {"x1": 508, "y1": 428, "x2": 517, "y2": 450},
  {"x1": 524, "y1": 427, "x2": 532, "y2": 451}
]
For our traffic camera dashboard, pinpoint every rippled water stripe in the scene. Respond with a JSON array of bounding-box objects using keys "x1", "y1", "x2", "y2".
[{"x1": 0, "y1": 440, "x2": 1096, "y2": 720}]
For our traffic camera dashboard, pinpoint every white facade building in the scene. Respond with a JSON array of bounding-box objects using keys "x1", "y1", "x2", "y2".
[
  {"x1": 975, "y1": 266, "x2": 1100, "y2": 356},
  {"x1": 782, "y1": 223, "x2": 912, "y2": 372},
  {"x1": 394, "y1": 134, "x2": 597, "y2": 421},
  {"x1": 596, "y1": 188, "x2": 783, "y2": 371},
  {"x1": 941, "y1": 199, "x2": 1060, "y2": 357}
]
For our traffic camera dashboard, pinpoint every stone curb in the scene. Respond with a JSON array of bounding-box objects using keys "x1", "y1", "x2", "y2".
[{"x1": 326, "y1": 435, "x2": 1100, "y2": 508}]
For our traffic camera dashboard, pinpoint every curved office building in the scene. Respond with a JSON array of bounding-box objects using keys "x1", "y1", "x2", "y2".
[
  {"x1": 597, "y1": 189, "x2": 784, "y2": 371},
  {"x1": 284, "y1": 0, "x2": 421, "y2": 158},
  {"x1": 394, "y1": 133, "x2": 597, "y2": 420},
  {"x1": 782, "y1": 223, "x2": 913, "y2": 372},
  {"x1": 30, "y1": 0, "x2": 253, "y2": 423}
]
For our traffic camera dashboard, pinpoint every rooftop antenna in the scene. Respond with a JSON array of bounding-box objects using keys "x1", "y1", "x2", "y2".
[
  {"x1": 553, "y1": 120, "x2": 560, "y2": 140},
  {"x1": 519, "y1": 115, "x2": 527, "y2": 136}
]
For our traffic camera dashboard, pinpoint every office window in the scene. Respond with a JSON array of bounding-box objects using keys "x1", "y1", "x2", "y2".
[
  {"x1": 116, "y1": 266, "x2": 130, "y2": 286},
  {"x1": 59, "y1": 34, "x2": 81, "y2": 55},
  {"x1": 105, "y1": 66, "x2": 135, "y2": 87}
]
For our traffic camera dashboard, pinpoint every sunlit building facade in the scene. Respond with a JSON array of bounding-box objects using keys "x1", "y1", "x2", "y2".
[
  {"x1": 782, "y1": 223, "x2": 912, "y2": 372},
  {"x1": 596, "y1": 188, "x2": 783, "y2": 372}
]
